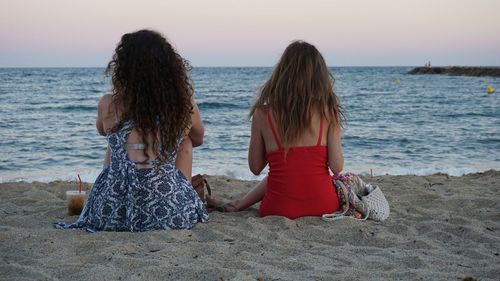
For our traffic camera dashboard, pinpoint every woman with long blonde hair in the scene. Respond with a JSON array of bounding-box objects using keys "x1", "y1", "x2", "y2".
[{"x1": 208, "y1": 41, "x2": 344, "y2": 219}]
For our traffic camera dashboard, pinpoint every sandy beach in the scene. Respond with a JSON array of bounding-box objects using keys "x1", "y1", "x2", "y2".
[{"x1": 1, "y1": 171, "x2": 499, "y2": 280}]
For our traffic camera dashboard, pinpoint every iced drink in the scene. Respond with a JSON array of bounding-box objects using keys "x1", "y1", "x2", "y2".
[{"x1": 66, "y1": 190, "x2": 86, "y2": 216}]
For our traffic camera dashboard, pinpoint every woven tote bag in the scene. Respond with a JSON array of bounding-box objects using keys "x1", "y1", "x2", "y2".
[{"x1": 322, "y1": 173, "x2": 390, "y2": 222}]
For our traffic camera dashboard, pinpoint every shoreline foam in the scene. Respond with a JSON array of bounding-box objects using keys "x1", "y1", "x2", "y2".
[
  {"x1": 1, "y1": 171, "x2": 499, "y2": 280},
  {"x1": 1, "y1": 165, "x2": 498, "y2": 184}
]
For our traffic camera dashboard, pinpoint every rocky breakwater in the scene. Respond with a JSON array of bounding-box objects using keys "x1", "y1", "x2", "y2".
[{"x1": 408, "y1": 66, "x2": 500, "y2": 77}]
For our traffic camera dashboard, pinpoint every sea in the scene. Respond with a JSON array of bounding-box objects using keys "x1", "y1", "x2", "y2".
[{"x1": 0, "y1": 67, "x2": 499, "y2": 183}]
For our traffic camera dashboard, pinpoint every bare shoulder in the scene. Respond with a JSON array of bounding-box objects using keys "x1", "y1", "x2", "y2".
[
  {"x1": 330, "y1": 120, "x2": 342, "y2": 132},
  {"x1": 98, "y1": 94, "x2": 113, "y2": 109},
  {"x1": 97, "y1": 94, "x2": 114, "y2": 116},
  {"x1": 251, "y1": 107, "x2": 266, "y2": 127}
]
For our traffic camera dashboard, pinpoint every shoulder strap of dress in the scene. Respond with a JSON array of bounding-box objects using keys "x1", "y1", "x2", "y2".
[
  {"x1": 265, "y1": 108, "x2": 282, "y2": 149},
  {"x1": 316, "y1": 117, "x2": 324, "y2": 146},
  {"x1": 116, "y1": 120, "x2": 133, "y2": 143}
]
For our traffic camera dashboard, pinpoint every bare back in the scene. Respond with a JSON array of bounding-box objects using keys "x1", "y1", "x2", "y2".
[
  {"x1": 248, "y1": 107, "x2": 344, "y2": 175},
  {"x1": 97, "y1": 94, "x2": 159, "y2": 167},
  {"x1": 260, "y1": 108, "x2": 327, "y2": 152}
]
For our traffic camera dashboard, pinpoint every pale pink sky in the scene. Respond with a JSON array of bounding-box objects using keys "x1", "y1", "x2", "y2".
[{"x1": 1, "y1": 0, "x2": 499, "y2": 67}]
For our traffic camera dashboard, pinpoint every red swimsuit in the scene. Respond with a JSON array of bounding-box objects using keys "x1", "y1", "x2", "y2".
[{"x1": 259, "y1": 111, "x2": 340, "y2": 219}]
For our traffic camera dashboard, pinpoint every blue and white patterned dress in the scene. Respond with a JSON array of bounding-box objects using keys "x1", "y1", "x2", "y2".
[{"x1": 54, "y1": 121, "x2": 208, "y2": 232}]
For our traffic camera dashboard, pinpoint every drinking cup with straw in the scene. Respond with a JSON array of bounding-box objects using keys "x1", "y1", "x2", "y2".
[{"x1": 66, "y1": 174, "x2": 86, "y2": 215}]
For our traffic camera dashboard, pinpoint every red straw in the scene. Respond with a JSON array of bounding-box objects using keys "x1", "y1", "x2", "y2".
[{"x1": 77, "y1": 174, "x2": 82, "y2": 193}]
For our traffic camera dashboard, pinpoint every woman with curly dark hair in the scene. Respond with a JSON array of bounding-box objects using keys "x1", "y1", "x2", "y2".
[{"x1": 55, "y1": 30, "x2": 208, "y2": 231}]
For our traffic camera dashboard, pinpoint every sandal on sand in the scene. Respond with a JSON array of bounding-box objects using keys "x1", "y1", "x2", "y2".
[
  {"x1": 191, "y1": 174, "x2": 211, "y2": 203},
  {"x1": 205, "y1": 196, "x2": 238, "y2": 213}
]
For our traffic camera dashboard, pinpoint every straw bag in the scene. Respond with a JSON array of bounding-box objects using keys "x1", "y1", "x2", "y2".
[{"x1": 322, "y1": 173, "x2": 390, "y2": 222}]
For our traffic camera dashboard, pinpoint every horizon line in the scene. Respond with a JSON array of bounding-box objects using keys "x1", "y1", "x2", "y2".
[{"x1": 2, "y1": 65, "x2": 500, "y2": 69}]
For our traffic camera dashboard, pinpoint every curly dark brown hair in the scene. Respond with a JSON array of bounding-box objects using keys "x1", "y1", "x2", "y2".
[{"x1": 106, "y1": 29, "x2": 193, "y2": 163}]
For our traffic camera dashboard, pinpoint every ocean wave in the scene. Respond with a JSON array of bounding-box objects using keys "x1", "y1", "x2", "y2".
[
  {"x1": 198, "y1": 101, "x2": 247, "y2": 110},
  {"x1": 35, "y1": 104, "x2": 96, "y2": 112},
  {"x1": 348, "y1": 163, "x2": 499, "y2": 177},
  {"x1": 0, "y1": 168, "x2": 102, "y2": 184},
  {"x1": 437, "y1": 112, "x2": 499, "y2": 118}
]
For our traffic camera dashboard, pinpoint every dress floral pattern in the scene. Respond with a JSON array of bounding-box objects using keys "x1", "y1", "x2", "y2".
[{"x1": 54, "y1": 121, "x2": 208, "y2": 232}]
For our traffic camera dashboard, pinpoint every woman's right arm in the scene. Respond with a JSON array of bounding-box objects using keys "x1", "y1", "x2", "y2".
[
  {"x1": 188, "y1": 98, "x2": 204, "y2": 147},
  {"x1": 248, "y1": 110, "x2": 268, "y2": 175},
  {"x1": 327, "y1": 123, "x2": 344, "y2": 174}
]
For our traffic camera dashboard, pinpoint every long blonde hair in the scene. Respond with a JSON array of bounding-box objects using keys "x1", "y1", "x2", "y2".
[{"x1": 250, "y1": 40, "x2": 344, "y2": 148}]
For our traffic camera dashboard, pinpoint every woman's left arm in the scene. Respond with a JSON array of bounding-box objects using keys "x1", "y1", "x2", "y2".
[{"x1": 327, "y1": 123, "x2": 344, "y2": 174}]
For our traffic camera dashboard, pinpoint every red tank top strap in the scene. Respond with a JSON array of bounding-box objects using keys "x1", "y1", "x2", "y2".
[
  {"x1": 265, "y1": 108, "x2": 282, "y2": 149},
  {"x1": 316, "y1": 117, "x2": 324, "y2": 146}
]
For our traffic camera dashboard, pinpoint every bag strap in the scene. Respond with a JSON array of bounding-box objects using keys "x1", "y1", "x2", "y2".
[{"x1": 321, "y1": 210, "x2": 369, "y2": 221}]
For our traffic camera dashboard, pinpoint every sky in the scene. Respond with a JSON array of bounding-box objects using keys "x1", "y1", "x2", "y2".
[{"x1": 1, "y1": 0, "x2": 499, "y2": 67}]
